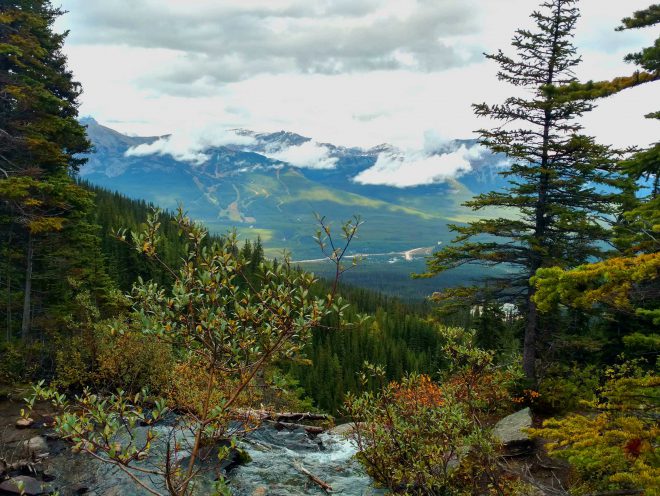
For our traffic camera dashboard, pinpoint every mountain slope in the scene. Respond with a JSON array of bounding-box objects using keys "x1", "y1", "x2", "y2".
[
  {"x1": 79, "y1": 119, "x2": 508, "y2": 297},
  {"x1": 80, "y1": 119, "x2": 506, "y2": 255}
]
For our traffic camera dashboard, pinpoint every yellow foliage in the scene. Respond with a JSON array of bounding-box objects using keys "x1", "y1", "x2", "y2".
[
  {"x1": 532, "y1": 252, "x2": 660, "y2": 314},
  {"x1": 530, "y1": 365, "x2": 660, "y2": 495}
]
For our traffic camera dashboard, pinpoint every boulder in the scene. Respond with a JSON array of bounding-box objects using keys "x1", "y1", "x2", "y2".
[
  {"x1": 23, "y1": 436, "x2": 49, "y2": 455},
  {"x1": 15, "y1": 418, "x2": 34, "y2": 429},
  {"x1": 493, "y1": 408, "x2": 534, "y2": 454},
  {"x1": 326, "y1": 422, "x2": 367, "y2": 437},
  {"x1": 0, "y1": 475, "x2": 49, "y2": 495}
]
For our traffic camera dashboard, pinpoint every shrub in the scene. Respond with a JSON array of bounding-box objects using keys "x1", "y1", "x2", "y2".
[
  {"x1": 345, "y1": 327, "x2": 523, "y2": 495},
  {"x1": 52, "y1": 319, "x2": 174, "y2": 394},
  {"x1": 530, "y1": 360, "x2": 660, "y2": 495},
  {"x1": 24, "y1": 208, "x2": 358, "y2": 496}
]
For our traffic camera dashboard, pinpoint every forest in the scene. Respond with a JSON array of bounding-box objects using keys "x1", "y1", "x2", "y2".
[{"x1": 0, "y1": 0, "x2": 658, "y2": 495}]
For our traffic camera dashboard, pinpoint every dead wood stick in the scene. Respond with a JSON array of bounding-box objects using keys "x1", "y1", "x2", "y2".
[
  {"x1": 233, "y1": 409, "x2": 329, "y2": 422},
  {"x1": 583, "y1": 490, "x2": 643, "y2": 496},
  {"x1": 294, "y1": 461, "x2": 333, "y2": 493},
  {"x1": 274, "y1": 421, "x2": 325, "y2": 434}
]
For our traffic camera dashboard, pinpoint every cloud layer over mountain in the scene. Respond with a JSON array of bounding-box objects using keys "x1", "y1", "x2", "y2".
[
  {"x1": 125, "y1": 128, "x2": 255, "y2": 164},
  {"x1": 122, "y1": 123, "x2": 488, "y2": 187},
  {"x1": 354, "y1": 144, "x2": 485, "y2": 187},
  {"x1": 59, "y1": 0, "x2": 659, "y2": 150},
  {"x1": 263, "y1": 142, "x2": 338, "y2": 170}
]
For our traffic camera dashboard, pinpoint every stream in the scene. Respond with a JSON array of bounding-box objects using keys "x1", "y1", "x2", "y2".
[{"x1": 1, "y1": 400, "x2": 382, "y2": 495}]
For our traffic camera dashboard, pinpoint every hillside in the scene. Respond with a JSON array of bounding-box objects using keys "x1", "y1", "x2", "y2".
[{"x1": 80, "y1": 118, "x2": 508, "y2": 297}]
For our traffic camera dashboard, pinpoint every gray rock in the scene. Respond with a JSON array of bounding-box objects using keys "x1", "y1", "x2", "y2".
[
  {"x1": 23, "y1": 435, "x2": 49, "y2": 455},
  {"x1": 326, "y1": 423, "x2": 357, "y2": 436},
  {"x1": 326, "y1": 422, "x2": 369, "y2": 437},
  {"x1": 15, "y1": 417, "x2": 34, "y2": 429},
  {"x1": 0, "y1": 475, "x2": 49, "y2": 495},
  {"x1": 493, "y1": 408, "x2": 533, "y2": 446}
]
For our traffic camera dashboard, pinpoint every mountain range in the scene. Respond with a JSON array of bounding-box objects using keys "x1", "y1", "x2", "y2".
[{"x1": 80, "y1": 118, "x2": 508, "y2": 297}]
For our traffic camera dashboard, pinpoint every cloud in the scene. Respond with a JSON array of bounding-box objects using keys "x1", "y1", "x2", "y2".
[
  {"x1": 56, "y1": 0, "x2": 660, "y2": 151},
  {"x1": 263, "y1": 141, "x2": 338, "y2": 169},
  {"x1": 353, "y1": 144, "x2": 486, "y2": 187},
  {"x1": 422, "y1": 129, "x2": 454, "y2": 153},
  {"x1": 125, "y1": 128, "x2": 255, "y2": 164},
  {"x1": 58, "y1": 0, "x2": 479, "y2": 91}
]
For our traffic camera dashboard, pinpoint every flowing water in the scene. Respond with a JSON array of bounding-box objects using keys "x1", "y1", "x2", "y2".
[
  {"x1": 1, "y1": 399, "x2": 381, "y2": 495},
  {"x1": 230, "y1": 428, "x2": 382, "y2": 495}
]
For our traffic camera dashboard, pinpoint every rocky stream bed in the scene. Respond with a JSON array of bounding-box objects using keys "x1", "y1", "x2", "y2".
[
  {"x1": 0, "y1": 399, "x2": 383, "y2": 495},
  {"x1": 2, "y1": 396, "x2": 565, "y2": 496}
]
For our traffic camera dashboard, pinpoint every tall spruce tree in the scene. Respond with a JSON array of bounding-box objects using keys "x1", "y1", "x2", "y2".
[
  {"x1": 0, "y1": 0, "x2": 94, "y2": 341},
  {"x1": 425, "y1": 0, "x2": 627, "y2": 380},
  {"x1": 532, "y1": 4, "x2": 660, "y2": 340}
]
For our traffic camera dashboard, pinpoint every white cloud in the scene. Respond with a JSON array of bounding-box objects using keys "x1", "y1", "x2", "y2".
[
  {"x1": 56, "y1": 0, "x2": 477, "y2": 87},
  {"x1": 422, "y1": 129, "x2": 454, "y2": 153},
  {"x1": 263, "y1": 141, "x2": 338, "y2": 169},
  {"x1": 125, "y1": 127, "x2": 255, "y2": 164},
  {"x1": 54, "y1": 0, "x2": 659, "y2": 150},
  {"x1": 353, "y1": 144, "x2": 486, "y2": 187}
]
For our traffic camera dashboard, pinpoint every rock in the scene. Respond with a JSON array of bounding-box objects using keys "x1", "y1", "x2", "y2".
[
  {"x1": 252, "y1": 487, "x2": 268, "y2": 496},
  {"x1": 0, "y1": 475, "x2": 49, "y2": 495},
  {"x1": 446, "y1": 445, "x2": 470, "y2": 472},
  {"x1": 23, "y1": 436, "x2": 49, "y2": 455},
  {"x1": 326, "y1": 422, "x2": 364, "y2": 436},
  {"x1": 15, "y1": 418, "x2": 34, "y2": 429},
  {"x1": 493, "y1": 408, "x2": 534, "y2": 454}
]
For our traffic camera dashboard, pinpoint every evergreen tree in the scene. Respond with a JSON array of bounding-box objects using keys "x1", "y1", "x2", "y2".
[
  {"x1": 424, "y1": 0, "x2": 627, "y2": 380},
  {"x1": 532, "y1": 4, "x2": 660, "y2": 349},
  {"x1": 0, "y1": 1, "x2": 93, "y2": 341}
]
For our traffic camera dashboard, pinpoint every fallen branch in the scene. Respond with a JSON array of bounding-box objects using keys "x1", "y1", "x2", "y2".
[
  {"x1": 273, "y1": 421, "x2": 324, "y2": 435},
  {"x1": 497, "y1": 459, "x2": 569, "y2": 496},
  {"x1": 236, "y1": 410, "x2": 329, "y2": 423},
  {"x1": 0, "y1": 458, "x2": 40, "y2": 476},
  {"x1": 294, "y1": 461, "x2": 333, "y2": 493}
]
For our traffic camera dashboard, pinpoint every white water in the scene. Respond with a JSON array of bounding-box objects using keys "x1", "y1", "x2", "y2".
[{"x1": 230, "y1": 429, "x2": 383, "y2": 495}]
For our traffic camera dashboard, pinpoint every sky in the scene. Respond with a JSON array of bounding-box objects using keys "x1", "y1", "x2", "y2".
[{"x1": 56, "y1": 0, "x2": 658, "y2": 156}]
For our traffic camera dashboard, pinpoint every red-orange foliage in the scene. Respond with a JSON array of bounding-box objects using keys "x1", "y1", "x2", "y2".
[{"x1": 391, "y1": 374, "x2": 444, "y2": 409}]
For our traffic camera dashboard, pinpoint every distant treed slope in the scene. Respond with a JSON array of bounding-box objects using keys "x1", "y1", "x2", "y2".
[
  {"x1": 285, "y1": 285, "x2": 448, "y2": 414},
  {"x1": 86, "y1": 184, "x2": 448, "y2": 413},
  {"x1": 79, "y1": 119, "x2": 507, "y2": 261}
]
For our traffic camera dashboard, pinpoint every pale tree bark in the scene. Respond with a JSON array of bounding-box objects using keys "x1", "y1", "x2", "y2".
[
  {"x1": 5, "y1": 229, "x2": 13, "y2": 341},
  {"x1": 21, "y1": 232, "x2": 33, "y2": 341}
]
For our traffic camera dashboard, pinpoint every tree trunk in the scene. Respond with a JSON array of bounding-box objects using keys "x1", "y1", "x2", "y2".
[
  {"x1": 5, "y1": 229, "x2": 13, "y2": 341},
  {"x1": 21, "y1": 232, "x2": 33, "y2": 341},
  {"x1": 6, "y1": 260, "x2": 11, "y2": 341},
  {"x1": 523, "y1": 286, "x2": 538, "y2": 381}
]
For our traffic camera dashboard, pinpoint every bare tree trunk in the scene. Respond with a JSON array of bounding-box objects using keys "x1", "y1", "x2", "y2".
[
  {"x1": 523, "y1": 287, "x2": 538, "y2": 381},
  {"x1": 5, "y1": 229, "x2": 13, "y2": 341},
  {"x1": 21, "y1": 232, "x2": 33, "y2": 341},
  {"x1": 522, "y1": 0, "x2": 563, "y2": 383},
  {"x1": 6, "y1": 260, "x2": 11, "y2": 341}
]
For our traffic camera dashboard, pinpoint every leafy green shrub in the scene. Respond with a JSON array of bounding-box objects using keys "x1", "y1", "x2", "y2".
[
  {"x1": 24, "y1": 208, "x2": 358, "y2": 496},
  {"x1": 0, "y1": 340, "x2": 44, "y2": 385},
  {"x1": 345, "y1": 328, "x2": 524, "y2": 495}
]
